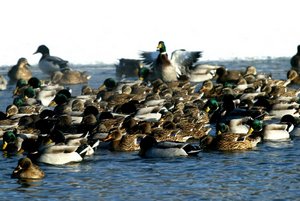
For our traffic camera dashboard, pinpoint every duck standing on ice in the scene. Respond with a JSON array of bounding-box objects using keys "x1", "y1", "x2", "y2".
[{"x1": 34, "y1": 45, "x2": 70, "y2": 76}]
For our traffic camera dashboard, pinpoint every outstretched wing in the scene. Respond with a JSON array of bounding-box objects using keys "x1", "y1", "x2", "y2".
[
  {"x1": 140, "y1": 51, "x2": 160, "y2": 67},
  {"x1": 170, "y1": 49, "x2": 202, "y2": 76}
]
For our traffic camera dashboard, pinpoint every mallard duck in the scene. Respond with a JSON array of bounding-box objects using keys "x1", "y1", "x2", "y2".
[
  {"x1": 51, "y1": 69, "x2": 91, "y2": 85},
  {"x1": 262, "y1": 122, "x2": 293, "y2": 141},
  {"x1": 138, "y1": 135, "x2": 201, "y2": 158},
  {"x1": 187, "y1": 64, "x2": 219, "y2": 82},
  {"x1": 49, "y1": 93, "x2": 72, "y2": 115},
  {"x1": 11, "y1": 157, "x2": 45, "y2": 180},
  {"x1": 49, "y1": 129, "x2": 99, "y2": 155},
  {"x1": 287, "y1": 69, "x2": 300, "y2": 84},
  {"x1": 2, "y1": 130, "x2": 38, "y2": 155},
  {"x1": 290, "y1": 45, "x2": 300, "y2": 73},
  {"x1": 6, "y1": 104, "x2": 19, "y2": 118},
  {"x1": 140, "y1": 41, "x2": 202, "y2": 82},
  {"x1": 102, "y1": 128, "x2": 145, "y2": 151},
  {"x1": 7, "y1": 58, "x2": 32, "y2": 83},
  {"x1": 200, "y1": 120, "x2": 262, "y2": 151},
  {"x1": 0, "y1": 75, "x2": 7, "y2": 90},
  {"x1": 34, "y1": 45, "x2": 70, "y2": 75},
  {"x1": 280, "y1": 114, "x2": 300, "y2": 136},
  {"x1": 116, "y1": 58, "x2": 143, "y2": 79},
  {"x1": 29, "y1": 137, "x2": 90, "y2": 165},
  {"x1": 215, "y1": 66, "x2": 242, "y2": 84},
  {"x1": 228, "y1": 117, "x2": 253, "y2": 134},
  {"x1": 12, "y1": 79, "x2": 28, "y2": 96}
]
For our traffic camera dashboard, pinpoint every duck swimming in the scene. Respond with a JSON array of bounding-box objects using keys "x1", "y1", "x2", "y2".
[
  {"x1": 11, "y1": 157, "x2": 45, "y2": 180},
  {"x1": 140, "y1": 41, "x2": 202, "y2": 82},
  {"x1": 138, "y1": 135, "x2": 201, "y2": 158},
  {"x1": 34, "y1": 45, "x2": 70, "y2": 76}
]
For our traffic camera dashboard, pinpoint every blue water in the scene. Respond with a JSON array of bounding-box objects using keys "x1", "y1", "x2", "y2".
[{"x1": 1, "y1": 58, "x2": 300, "y2": 200}]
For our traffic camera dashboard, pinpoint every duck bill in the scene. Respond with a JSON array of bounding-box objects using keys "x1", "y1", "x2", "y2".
[
  {"x1": 205, "y1": 106, "x2": 210, "y2": 113},
  {"x1": 102, "y1": 135, "x2": 113, "y2": 142},
  {"x1": 13, "y1": 165, "x2": 22, "y2": 173},
  {"x1": 98, "y1": 84, "x2": 106, "y2": 91},
  {"x1": 2, "y1": 141, "x2": 8, "y2": 150},
  {"x1": 13, "y1": 87, "x2": 19, "y2": 96},
  {"x1": 48, "y1": 100, "x2": 57, "y2": 107},
  {"x1": 157, "y1": 43, "x2": 162, "y2": 51},
  {"x1": 247, "y1": 127, "x2": 254, "y2": 135}
]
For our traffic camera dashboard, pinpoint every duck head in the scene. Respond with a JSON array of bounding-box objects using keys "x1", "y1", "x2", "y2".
[
  {"x1": 157, "y1": 41, "x2": 167, "y2": 53},
  {"x1": 17, "y1": 58, "x2": 31, "y2": 68},
  {"x1": 138, "y1": 67, "x2": 150, "y2": 81},
  {"x1": 216, "y1": 123, "x2": 229, "y2": 135},
  {"x1": 204, "y1": 98, "x2": 219, "y2": 113},
  {"x1": 34, "y1": 45, "x2": 49, "y2": 56},
  {"x1": 28, "y1": 77, "x2": 41, "y2": 89},
  {"x1": 249, "y1": 119, "x2": 263, "y2": 134},
  {"x1": 98, "y1": 78, "x2": 117, "y2": 91},
  {"x1": 2, "y1": 130, "x2": 17, "y2": 150},
  {"x1": 6, "y1": 104, "x2": 18, "y2": 117},
  {"x1": 23, "y1": 87, "x2": 36, "y2": 99},
  {"x1": 49, "y1": 93, "x2": 68, "y2": 107}
]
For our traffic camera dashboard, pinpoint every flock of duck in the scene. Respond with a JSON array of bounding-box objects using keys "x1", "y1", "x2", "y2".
[{"x1": 1, "y1": 42, "x2": 300, "y2": 181}]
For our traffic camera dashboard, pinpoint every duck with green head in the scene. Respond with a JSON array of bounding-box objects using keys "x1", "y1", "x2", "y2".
[{"x1": 140, "y1": 41, "x2": 202, "y2": 82}]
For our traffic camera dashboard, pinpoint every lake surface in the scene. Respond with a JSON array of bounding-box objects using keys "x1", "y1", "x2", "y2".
[{"x1": 1, "y1": 58, "x2": 300, "y2": 201}]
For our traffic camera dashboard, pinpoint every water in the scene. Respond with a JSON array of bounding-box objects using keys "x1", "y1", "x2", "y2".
[{"x1": 1, "y1": 57, "x2": 300, "y2": 200}]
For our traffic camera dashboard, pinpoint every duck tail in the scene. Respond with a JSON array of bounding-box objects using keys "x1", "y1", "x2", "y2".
[
  {"x1": 183, "y1": 143, "x2": 201, "y2": 156},
  {"x1": 76, "y1": 144, "x2": 90, "y2": 158}
]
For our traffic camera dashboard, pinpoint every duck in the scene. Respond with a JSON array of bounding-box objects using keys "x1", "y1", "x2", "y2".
[
  {"x1": 28, "y1": 136, "x2": 91, "y2": 165},
  {"x1": 140, "y1": 41, "x2": 202, "y2": 82},
  {"x1": 290, "y1": 44, "x2": 300, "y2": 73},
  {"x1": 0, "y1": 75, "x2": 7, "y2": 90},
  {"x1": 287, "y1": 69, "x2": 300, "y2": 84},
  {"x1": 49, "y1": 129, "x2": 99, "y2": 156},
  {"x1": 11, "y1": 157, "x2": 45, "y2": 180},
  {"x1": 49, "y1": 93, "x2": 72, "y2": 115},
  {"x1": 228, "y1": 116, "x2": 254, "y2": 134},
  {"x1": 199, "y1": 120, "x2": 262, "y2": 151},
  {"x1": 102, "y1": 128, "x2": 145, "y2": 151},
  {"x1": 116, "y1": 58, "x2": 143, "y2": 79},
  {"x1": 7, "y1": 58, "x2": 32, "y2": 83},
  {"x1": 138, "y1": 135, "x2": 201, "y2": 158},
  {"x1": 51, "y1": 69, "x2": 91, "y2": 85},
  {"x1": 34, "y1": 45, "x2": 70, "y2": 76},
  {"x1": 2, "y1": 130, "x2": 38, "y2": 155},
  {"x1": 215, "y1": 66, "x2": 242, "y2": 84},
  {"x1": 261, "y1": 121, "x2": 293, "y2": 141},
  {"x1": 185, "y1": 64, "x2": 218, "y2": 82},
  {"x1": 280, "y1": 114, "x2": 300, "y2": 137}
]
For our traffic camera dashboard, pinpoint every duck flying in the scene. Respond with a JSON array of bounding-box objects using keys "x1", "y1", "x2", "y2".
[
  {"x1": 34, "y1": 45, "x2": 70, "y2": 76},
  {"x1": 140, "y1": 41, "x2": 202, "y2": 82}
]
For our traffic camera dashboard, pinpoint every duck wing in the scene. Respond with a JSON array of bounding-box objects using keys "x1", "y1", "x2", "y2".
[
  {"x1": 45, "y1": 55, "x2": 69, "y2": 69},
  {"x1": 156, "y1": 141, "x2": 201, "y2": 155},
  {"x1": 170, "y1": 49, "x2": 202, "y2": 76},
  {"x1": 140, "y1": 51, "x2": 160, "y2": 67}
]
